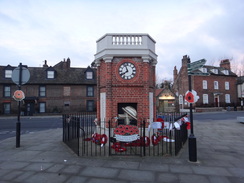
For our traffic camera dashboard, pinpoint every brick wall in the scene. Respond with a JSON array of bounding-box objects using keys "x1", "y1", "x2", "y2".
[
  {"x1": 97, "y1": 57, "x2": 156, "y2": 123},
  {"x1": 173, "y1": 55, "x2": 238, "y2": 109}
]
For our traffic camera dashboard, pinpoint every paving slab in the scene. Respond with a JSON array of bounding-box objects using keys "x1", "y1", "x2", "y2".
[{"x1": 0, "y1": 114, "x2": 244, "y2": 183}]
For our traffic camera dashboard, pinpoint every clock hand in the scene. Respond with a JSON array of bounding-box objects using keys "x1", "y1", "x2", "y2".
[{"x1": 121, "y1": 67, "x2": 129, "y2": 75}]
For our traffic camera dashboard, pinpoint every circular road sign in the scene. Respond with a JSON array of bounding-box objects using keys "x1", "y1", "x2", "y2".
[
  {"x1": 13, "y1": 90, "x2": 25, "y2": 101},
  {"x1": 11, "y1": 67, "x2": 30, "y2": 85}
]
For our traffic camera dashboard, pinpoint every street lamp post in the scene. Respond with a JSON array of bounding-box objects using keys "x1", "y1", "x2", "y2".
[{"x1": 188, "y1": 72, "x2": 197, "y2": 162}]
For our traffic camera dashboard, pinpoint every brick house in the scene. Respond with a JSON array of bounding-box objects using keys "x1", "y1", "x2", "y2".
[
  {"x1": 173, "y1": 55, "x2": 238, "y2": 111},
  {"x1": 0, "y1": 58, "x2": 97, "y2": 115}
]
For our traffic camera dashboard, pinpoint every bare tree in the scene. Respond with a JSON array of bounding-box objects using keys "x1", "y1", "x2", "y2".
[{"x1": 232, "y1": 58, "x2": 244, "y2": 76}]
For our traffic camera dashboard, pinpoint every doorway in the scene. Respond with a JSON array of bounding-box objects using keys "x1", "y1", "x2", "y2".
[{"x1": 214, "y1": 95, "x2": 219, "y2": 107}]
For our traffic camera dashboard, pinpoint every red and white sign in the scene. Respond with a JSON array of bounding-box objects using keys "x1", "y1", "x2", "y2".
[
  {"x1": 185, "y1": 90, "x2": 199, "y2": 103},
  {"x1": 13, "y1": 90, "x2": 25, "y2": 101}
]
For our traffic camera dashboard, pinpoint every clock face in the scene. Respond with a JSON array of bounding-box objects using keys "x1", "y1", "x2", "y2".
[{"x1": 119, "y1": 62, "x2": 136, "y2": 80}]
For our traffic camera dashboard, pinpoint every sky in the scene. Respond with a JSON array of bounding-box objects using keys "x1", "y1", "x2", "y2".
[{"x1": 0, "y1": 0, "x2": 244, "y2": 81}]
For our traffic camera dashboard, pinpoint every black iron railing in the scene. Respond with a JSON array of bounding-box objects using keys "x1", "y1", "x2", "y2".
[
  {"x1": 62, "y1": 112, "x2": 188, "y2": 157},
  {"x1": 63, "y1": 114, "x2": 81, "y2": 156}
]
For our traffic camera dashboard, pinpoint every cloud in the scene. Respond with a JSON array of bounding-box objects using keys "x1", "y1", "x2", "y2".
[{"x1": 0, "y1": 0, "x2": 243, "y2": 79}]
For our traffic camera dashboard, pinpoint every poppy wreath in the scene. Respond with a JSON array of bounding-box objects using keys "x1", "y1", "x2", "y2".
[
  {"x1": 140, "y1": 136, "x2": 150, "y2": 147},
  {"x1": 115, "y1": 147, "x2": 127, "y2": 152},
  {"x1": 151, "y1": 134, "x2": 160, "y2": 146},
  {"x1": 91, "y1": 133, "x2": 107, "y2": 145},
  {"x1": 114, "y1": 125, "x2": 139, "y2": 135},
  {"x1": 100, "y1": 134, "x2": 107, "y2": 145}
]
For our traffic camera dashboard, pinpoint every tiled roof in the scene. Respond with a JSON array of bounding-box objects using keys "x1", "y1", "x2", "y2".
[
  {"x1": 155, "y1": 88, "x2": 163, "y2": 97},
  {"x1": 0, "y1": 65, "x2": 97, "y2": 85},
  {"x1": 191, "y1": 65, "x2": 237, "y2": 76}
]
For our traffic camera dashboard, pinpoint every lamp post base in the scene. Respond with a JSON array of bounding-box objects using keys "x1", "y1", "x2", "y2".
[{"x1": 188, "y1": 134, "x2": 197, "y2": 162}]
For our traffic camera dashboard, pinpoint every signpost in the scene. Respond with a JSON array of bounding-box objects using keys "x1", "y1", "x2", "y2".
[
  {"x1": 187, "y1": 57, "x2": 208, "y2": 162},
  {"x1": 11, "y1": 63, "x2": 30, "y2": 148},
  {"x1": 187, "y1": 59, "x2": 206, "y2": 72}
]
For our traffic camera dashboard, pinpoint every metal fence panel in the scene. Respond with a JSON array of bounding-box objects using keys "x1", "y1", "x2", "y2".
[{"x1": 62, "y1": 112, "x2": 188, "y2": 157}]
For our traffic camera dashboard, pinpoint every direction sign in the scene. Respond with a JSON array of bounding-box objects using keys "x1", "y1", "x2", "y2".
[
  {"x1": 12, "y1": 66, "x2": 30, "y2": 85},
  {"x1": 187, "y1": 59, "x2": 206, "y2": 72}
]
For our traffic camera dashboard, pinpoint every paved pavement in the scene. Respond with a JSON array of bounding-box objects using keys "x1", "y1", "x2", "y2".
[{"x1": 0, "y1": 117, "x2": 244, "y2": 183}]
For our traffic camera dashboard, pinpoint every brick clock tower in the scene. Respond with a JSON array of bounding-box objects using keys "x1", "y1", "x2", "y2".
[{"x1": 94, "y1": 33, "x2": 157, "y2": 129}]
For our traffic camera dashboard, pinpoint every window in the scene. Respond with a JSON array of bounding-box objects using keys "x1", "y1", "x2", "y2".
[
  {"x1": 85, "y1": 66, "x2": 94, "y2": 79},
  {"x1": 225, "y1": 82, "x2": 229, "y2": 90},
  {"x1": 87, "y1": 86, "x2": 94, "y2": 97},
  {"x1": 39, "y1": 86, "x2": 46, "y2": 97},
  {"x1": 3, "y1": 86, "x2": 11, "y2": 97},
  {"x1": 39, "y1": 103, "x2": 46, "y2": 113},
  {"x1": 203, "y1": 94, "x2": 208, "y2": 104},
  {"x1": 87, "y1": 100, "x2": 94, "y2": 111},
  {"x1": 64, "y1": 101, "x2": 70, "y2": 107},
  {"x1": 214, "y1": 81, "x2": 219, "y2": 89},
  {"x1": 47, "y1": 71, "x2": 55, "y2": 79},
  {"x1": 3, "y1": 103, "x2": 11, "y2": 114},
  {"x1": 63, "y1": 87, "x2": 71, "y2": 96},
  {"x1": 5, "y1": 70, "x2": 12, "y2": 78},
  {"x1": 225, "y1": 94, "x2": 230, "y2": 103},
  {"x1": 212, "y1": 69, "x2": 218, "y2": 74},
  {"x1": 86, "y1": 72, "x2": 93, "y2": 79},
  {"x1": 222, "y1": 70, "x2": 229, "y2": 75},
  {"x1": 200, "y1": 67, "x2": 207, "y2": 73},
  {"x1": 202, "y1": 80, "x2": 207, "y2": 89}
]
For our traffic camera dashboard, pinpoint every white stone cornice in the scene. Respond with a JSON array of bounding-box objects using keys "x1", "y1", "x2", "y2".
[
  {"x1": 152, "y1": 59, "x2": 158, "y2": 66},
  {"x1": 94, "y1": 60, "x2": 101, "y2": 67},
  {"x1": 142, "y1": 56, "x2": 150, "y2": 63},
  {"x1": 103, "y1": 56, "x2": 113, "y2": 63}
]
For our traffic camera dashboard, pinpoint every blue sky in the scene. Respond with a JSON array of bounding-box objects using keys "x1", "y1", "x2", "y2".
[{"x1": 0, "y1": 0, "x2": 243, "y2": 80}]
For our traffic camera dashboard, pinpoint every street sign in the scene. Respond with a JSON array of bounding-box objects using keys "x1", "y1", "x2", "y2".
[
  {"x1": 188, "y1": 72, "x2": 210, "y2": 76},
  {"x1": 187, "y1": 59, "x2": 206, "y2": 72},
  {"x1": 12, "y1": 66, "x2": 30, "y2": 85}
]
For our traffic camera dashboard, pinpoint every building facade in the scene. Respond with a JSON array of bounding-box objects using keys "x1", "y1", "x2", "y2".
[
  {"x1": 156, "y1": 82, "x2": 176, "y2": 113},
  {"x1": 0, "y1": 58, "x2": 97, "y2": 115},
  {"x1": 237, "y1": 76, "x2": 244, "y2": 109},
  {"x1": 173, "y1": 55, "x2": 238, "y2": 111}
]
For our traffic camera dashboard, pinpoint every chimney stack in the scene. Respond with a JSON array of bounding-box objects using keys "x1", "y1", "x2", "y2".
[
  {"x1": 43, "y1": 60, "x2": 48, "y2": 68},
  {"x1": 173, "y1": 66, "x2": 178, "y2": 82},
  {"x1": 220, "y1": 59, "x2": 231, "y2": 70}
]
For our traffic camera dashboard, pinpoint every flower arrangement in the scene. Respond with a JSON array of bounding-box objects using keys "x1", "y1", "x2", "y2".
[
  {"x1": 114, "y1": 125, "x2": 139, "y2": 142},
  {"x1": 114, "y1": 125, "x2": 139, "y2": 135}
]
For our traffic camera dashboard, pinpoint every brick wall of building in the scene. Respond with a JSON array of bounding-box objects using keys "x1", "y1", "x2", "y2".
[
  {"x1": 173, "y1": 55, "x2": 238, "y2": 110},
  {"x1": 97, "y1": 57, "x2": 156, "y2": 123}
]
